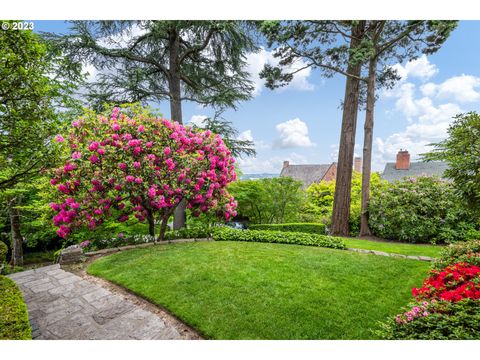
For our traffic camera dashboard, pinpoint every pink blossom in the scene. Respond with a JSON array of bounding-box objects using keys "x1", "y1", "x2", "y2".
[
  {"x1": 146, "y1": 141, "x2": 153, "y2": 148},
  {"x1": 112, "y1": 123, "x2": 121, "y2": 131},
  {"x1": 164, "y1": 147, "x2": 171, "y2": 156},
  {"x1": 134, "y1": 177, "x2": 143, "y2": 184},
  {"x1": 72, "y1": 151, "x2": 82, "y2": 159},
  {"x1": 88, "y1": 141, "x2": 99, "y2": 151},
  {"x1": 55, "y1": 135, "x2": 65, "y2": 143},
  {"x1": 50, "y1": 178, "x2": 58, "y2": 186},
  {"x1": 126, "y1": 175, "x2": 135, "y2": 183},
  {"x1": 89, "y1": 155, "x2": 99, "y2": 164},
  {"x1": 119, "y1": 162, "x2": 127, "y2": 170},
  {"x1": 137, "y1": 125, "x2": 145, "y2": 133},
  {"x1": 97, "y1": 148, "x2": 106, "y2": 155},
  {"x1": 133, "y1": 161, "x2": 141, "y2": 169},
  {"x1": 72, "y1": 120, "x2": 80, "y2": 127}
]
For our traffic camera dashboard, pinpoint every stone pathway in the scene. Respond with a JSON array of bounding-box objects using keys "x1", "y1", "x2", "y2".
[{"x1": 7, "y1": 264, "x2": 182, "y2": 340}]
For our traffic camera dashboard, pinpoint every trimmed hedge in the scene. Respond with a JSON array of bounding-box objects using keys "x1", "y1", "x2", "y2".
[
  {"x1": 212, "y1": 227, "x2": 345, "y2": 250},
  {"x1": 0, "y1": 275, "x2": 31, "y2": 340},
  {"x1": 248, "y1": 223, "x2": 326, "y2": 235},
  {"x1": 0, "y1": 241, "x2": 7, "y2": 264}
]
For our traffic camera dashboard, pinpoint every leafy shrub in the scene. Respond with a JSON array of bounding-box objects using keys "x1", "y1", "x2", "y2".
[
  {"x1": 0, "y1": 276, "x2": 31, "y2": 340},
  {"x1": 377, "y1": 299, "x2": 480, "y2": 340},
  {"x1": 432, "y1": 240, "x2": 480, "y2": 270},
  {"x1": 164, "y1": 227, "x2": 211, "y2": 240},
  {"x1": 229, "y1": 177, "x2": 305, "y2": 224},
  {"x1": 248, "y1": 223, "x2": 326, "y2": 235},
  {"x1": 306, "y1": 172, "x2": 386, "y2": 236},
  {"x1": 0, "y1": 241, "x2": 7, "y2": 264},
  {"x1": 412, "y1": 262, "x2": 480, "y2": 302},
  {"x1": 368, "y1": 176, "x2": 477, "y2": 244},
  {"x1": 377, "y1": 258, "x2": 480, "y2": 339},
  {"x1": 212, "y1": 227, "x2": 345, "y2": 250}
]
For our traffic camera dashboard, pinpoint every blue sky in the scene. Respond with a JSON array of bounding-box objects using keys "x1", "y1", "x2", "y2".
[{"x1": 33, "y1": 20, "x2": 480, "y2": 174}]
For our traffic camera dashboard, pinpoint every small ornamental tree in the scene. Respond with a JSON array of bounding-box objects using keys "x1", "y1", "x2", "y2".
[{"x1": 49, "y1": 104, "x2": 237, "y2": 241}]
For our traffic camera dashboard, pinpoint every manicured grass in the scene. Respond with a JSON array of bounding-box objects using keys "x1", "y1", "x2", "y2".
[
  {"x1": 88, "y1": 241, "x2": 430, "y2": 339},
  {"x1": 0, "y1": 275, "x2": 31, "y2": 340},
  {"x1": 341, "y1": 238, "x2": 444, "y2": 258}
]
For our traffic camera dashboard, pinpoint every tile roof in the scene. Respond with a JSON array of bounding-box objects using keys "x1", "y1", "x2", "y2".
[
  {"x1": 280, "y1": 164, "x2": 334, "y2": 188},
  {"x1": 381, "y1": 161, "x2": 449, "y2": 182}
]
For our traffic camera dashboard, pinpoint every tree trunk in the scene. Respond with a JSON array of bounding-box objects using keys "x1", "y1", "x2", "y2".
[
  {"x1": 331, "y1": 21, "x2": 365, "y2": 236},
  {"x1": 9, "y1": 198, "x2": 23, "y2": 267},
  {"x1": 359, "y1": 57, "x2": 377, "y2": 237},
  {"x1": 168, "y1": 28, "x2": 187, "y2": 229},
  {"x1": 146, "y1": 210, "x2": 155, "y2": 238},
  {"x1": 158, "y1": 215, "x2": 170, "y2": 242}
]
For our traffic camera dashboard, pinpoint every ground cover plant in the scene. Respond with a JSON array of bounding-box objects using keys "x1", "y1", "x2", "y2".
[
  {"x1": 0, "y1": 276, "x2": 31, "y2": 340},
  {"x1": 212, "y1": 227, "x2": 345, "y2": 249},
  {"x1": 88, "y1": 241, "x2": 430, "y2": 339}
]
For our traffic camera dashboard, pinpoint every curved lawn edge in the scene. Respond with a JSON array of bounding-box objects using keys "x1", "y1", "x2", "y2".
[
  {"x1": 87, "y1": 241, "x2": 431, "y2": 339},
  {"x1": 0, "y1": 275, "x2": 32, "y2": 340}
]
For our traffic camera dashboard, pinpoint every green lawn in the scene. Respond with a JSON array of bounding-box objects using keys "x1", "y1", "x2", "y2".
[
  {"x1": 88, "y1": 241, "x2": 430, "y2": 339},
  {"x1": 341, "y1": 238, "x2": 444, "y2": 257}
]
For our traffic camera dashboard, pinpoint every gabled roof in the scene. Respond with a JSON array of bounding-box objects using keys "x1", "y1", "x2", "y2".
[
  {"x1": 280, "y1": 163, "x2": 334, "y2": 188},
  {"x1": 381, "y1": 161, "x2": 449, "y2": 182}
]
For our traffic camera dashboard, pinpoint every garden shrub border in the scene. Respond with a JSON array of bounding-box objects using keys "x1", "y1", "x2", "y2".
[
  {"x1": 248, "y1": 223, "x2": 326, "y2": 235},
  {"x1": 212, "y1": 227, "x2": 345, "y2": 250},
  {"x1": 0, "y1": 275, "x2": 32, "y2": 340}
]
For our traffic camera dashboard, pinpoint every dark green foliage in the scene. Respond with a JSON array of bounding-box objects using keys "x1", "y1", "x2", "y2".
[
  {"x1": 377, "y1": 299, "x2": 480, "y2": 340},
  {"x1": 46, "y1": 21, "x2": 257, "y2": 111},
  {"x1": 0, "y1": 241, "x2": 7, "y2": 264},
  {"x1": 0, "y1": 276, "x2": 31, "y2": 340},
  {"x1": 423, "y1": 112, "x2": 480, "y2": 213},
  {"x1": 228, "y1": 177, "x2": 305, "y2": 224},
  {"x1": 212, "y1": 227, "x2": 345, "y2": 250},
  {"x1": 191, "y1": 110, "x2": 255, "y2": 158},
  {"x1": 432, "y1": 240, "x2": 480, "y2": 270},
  {"x1": 368, "y1": 176, "x2": 477, "y2": 244},
  {"x1": 248, "y1": 223, "x2": 325, "y2": 235}
]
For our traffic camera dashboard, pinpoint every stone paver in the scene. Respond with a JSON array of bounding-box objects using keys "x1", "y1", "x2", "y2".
[{"x1": 7, "y1": 264, "x2": 182, "y2": 340}]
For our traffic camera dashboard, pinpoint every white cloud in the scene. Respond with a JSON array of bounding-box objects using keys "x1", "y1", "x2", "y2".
[
  {"x1": 392, "y1": 55, "x2": 439, "y2": 82},
  {"x1": 245, "y1": 48, "x2": 314, "y2": 97},
  {"x1": 427, "y1": 75, "x2": 480, "y2": 103},
  {"x1": 238, "y1": 152, "x2": 307, "y2": 174},
  {"x1": 273, "y1": 118, "x2": 315, "y2": 149},
  {"x1": 238, "y1": 129, "x2": 253, "y2": 142},
  {"x1": 188, "y1": 115, "x2": 208, "y2": 128}
]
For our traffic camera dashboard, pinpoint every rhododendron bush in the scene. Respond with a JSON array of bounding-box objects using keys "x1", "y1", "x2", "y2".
[
  {"x1": 50, "y1": 104, "x2": 237, "y2": 241},
  {"x1": 378, "y1": 260, "x2": 480, "y2": 339}
]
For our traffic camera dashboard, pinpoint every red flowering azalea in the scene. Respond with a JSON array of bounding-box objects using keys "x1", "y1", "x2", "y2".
[
  {"x1": 412, "y1": 262, "x2": 480, "y2": 302},
  {"x1": 50, "y1": 104, "x2": 237, "y2": 241}
]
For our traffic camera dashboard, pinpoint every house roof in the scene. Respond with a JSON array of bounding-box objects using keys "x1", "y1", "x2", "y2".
[
  {"x1": 381, "y1": 161, "x2": 449, "y2": 182},
  {"x1": 280, "y1": 164, "x2": 334, "y2": 188}
]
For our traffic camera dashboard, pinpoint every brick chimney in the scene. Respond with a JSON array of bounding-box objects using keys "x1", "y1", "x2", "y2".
[
  {"x1": 283, "y1": 160, "x2": 290, "y2": 169},
  {"x1": 354, "y1": 157, "x2": 362, "y2": 172},
  {"x1": 396, "y1": 150, "x2": 410, "y2": 170}
]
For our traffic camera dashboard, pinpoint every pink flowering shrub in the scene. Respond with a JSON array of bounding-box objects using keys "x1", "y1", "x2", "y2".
[{"x1": 50, "y1": 104, "x2": 237, "y2": 241}]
